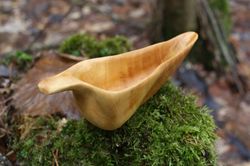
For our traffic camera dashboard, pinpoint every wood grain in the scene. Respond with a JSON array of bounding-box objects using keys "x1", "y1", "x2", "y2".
[{"x1": 38, "y1": 32, "x2": 198, "y2": 130}]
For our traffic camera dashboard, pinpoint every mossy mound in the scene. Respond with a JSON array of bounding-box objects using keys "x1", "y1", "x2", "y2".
[
  {"x1": 59, "y1": 34, "x2": 131, "y2": 58},
  {"x1": 12, "y1": 83, "x2": 216, "y2": 165}
]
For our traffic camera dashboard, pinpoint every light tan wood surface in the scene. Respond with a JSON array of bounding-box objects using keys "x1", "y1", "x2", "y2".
[{"x1": 38, "y1": 32, "x2": 198, "y2": 130}]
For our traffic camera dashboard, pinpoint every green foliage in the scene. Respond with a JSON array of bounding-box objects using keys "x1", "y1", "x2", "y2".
[
  {"x1": 59, "y1": 34, "x2": 131, "y2": 58},
  {"x1": 1, "y1": 51, "x2": 33, "y2": 70},
  {"x1": 12, "y1": 83, "x2": 216, "y2": 165}
]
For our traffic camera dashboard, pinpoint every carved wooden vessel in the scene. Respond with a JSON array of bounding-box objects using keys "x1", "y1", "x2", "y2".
[{"x1": 38, "y1": 32, "x2": 198, "y2": 130}]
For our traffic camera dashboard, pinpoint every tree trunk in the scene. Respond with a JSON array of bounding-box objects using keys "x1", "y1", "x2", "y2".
[
  {"x1": 149, "y1": 0, "x2": 244, "y2": 93},
  {"x1": 150, "y1": 0, "x2": 197, "y2": 42}
]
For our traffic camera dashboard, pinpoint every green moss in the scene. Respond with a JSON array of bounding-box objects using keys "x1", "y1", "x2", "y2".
[
  {"x1": 0, "y1": 51, "x2": 33, "y2": 70},
  {"x1": 97, "y1": 36, "x2": 131, "y2": 57},
  {"x1": 59, "y1": 34, "x2": 131, "y2": 58},
  {"x1": 12, "y1": 83, "x2": 216, "y2": 165}
]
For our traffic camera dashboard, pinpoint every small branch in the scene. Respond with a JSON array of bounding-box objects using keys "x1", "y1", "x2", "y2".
[
  {"x1": 52, "y1": 149, "x2": 59, "y2": 166},
  {"x1": 198, "y1": 0, "x2": 245, "y2": 94}
]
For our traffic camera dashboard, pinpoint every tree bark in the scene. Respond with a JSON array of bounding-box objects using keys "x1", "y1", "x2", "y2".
[
  {"x1": 149, "y1": 0, "x2": 245, "y2": 93},
  {"x1": 150, "y1": 0, "x2": 197, "y2": 42}
]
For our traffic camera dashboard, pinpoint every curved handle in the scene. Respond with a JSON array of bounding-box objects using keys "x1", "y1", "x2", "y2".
[{"x1": 38, "y1": 75, "x2": 82, "y2": 95}]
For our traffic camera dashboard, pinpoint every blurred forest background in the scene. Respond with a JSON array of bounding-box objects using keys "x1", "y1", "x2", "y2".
[{"x1": 0, "y1": 0, "x2": 250, "y2": 165}]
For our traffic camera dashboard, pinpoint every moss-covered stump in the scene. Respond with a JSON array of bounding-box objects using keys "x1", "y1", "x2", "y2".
[{"x1": 12, "y1": 83, "x2": 216, "y2": 165}]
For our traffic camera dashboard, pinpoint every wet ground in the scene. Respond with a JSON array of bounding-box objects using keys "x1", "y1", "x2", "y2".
[{"x1": 0, "y1": 0, "x2": 150, "y2": 57}]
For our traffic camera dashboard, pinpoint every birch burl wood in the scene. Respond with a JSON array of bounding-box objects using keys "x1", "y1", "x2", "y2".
[{"x1": 38, "y1": 32, "x2": 198, "y2": 130}]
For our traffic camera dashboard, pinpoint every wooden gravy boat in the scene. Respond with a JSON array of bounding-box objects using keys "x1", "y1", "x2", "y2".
[{"x1": 38, "y1": 32, "x2": 198, "y2": 130}]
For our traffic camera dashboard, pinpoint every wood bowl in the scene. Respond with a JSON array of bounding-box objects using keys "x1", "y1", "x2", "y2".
[{"x1": 38, "y1": 32, "x2": 198, "y2": 130}]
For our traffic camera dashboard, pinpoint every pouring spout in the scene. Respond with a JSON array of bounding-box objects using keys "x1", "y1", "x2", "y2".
[{"x1": 38, "y1": 74, "x2": 82, "y2": 95}]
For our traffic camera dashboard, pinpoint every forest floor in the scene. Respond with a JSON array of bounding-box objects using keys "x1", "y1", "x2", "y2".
[
  {"x1": 0, "y1": 0, "x2": 250, "y2": 165},
  {"x1": 212, "y1": 0, "x2": 250, "y2": 165}
]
